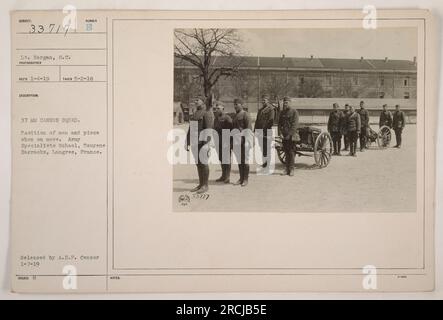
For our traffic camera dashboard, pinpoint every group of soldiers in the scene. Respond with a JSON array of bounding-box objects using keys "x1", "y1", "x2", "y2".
[
  {"x1": 185, "y1": 94, "x2": 407, "y2": 194},
  {"x1": 327, "y1": 101, "x2": 407, "y2": 157},
  {"x1": 186, "y1": 94, "x2": 277, "y2": 194}
]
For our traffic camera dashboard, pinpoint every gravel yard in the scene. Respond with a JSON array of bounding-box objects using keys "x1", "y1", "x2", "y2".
[{"x1": 173, "y1": 124, "x2": 416, "y2": 212}]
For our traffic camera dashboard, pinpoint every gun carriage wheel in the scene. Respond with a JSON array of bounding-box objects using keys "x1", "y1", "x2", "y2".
[
  {"x1": 377, "y1": 126, "x2": 392, "y2": 148},
  {"x1": 313, "y1": 132, "x2": 333, "y2": 168}
]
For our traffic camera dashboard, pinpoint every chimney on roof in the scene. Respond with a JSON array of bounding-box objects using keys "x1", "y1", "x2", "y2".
[
  {"x1": 360, "y1": 56, "x2": 364, "y2": 62},
  {"x1": 413, "y1": 56, "x2": 417, "y2": 66},
  {"x1": 384, "y1": 57, "x2": 388, "y2": 62}
]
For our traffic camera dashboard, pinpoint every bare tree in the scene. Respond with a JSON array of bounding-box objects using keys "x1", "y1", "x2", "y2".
[
  {"x1": 174, "y1": 28, "x2": 244, "y2": 105},
  {"x1": 174, "y1": 68, "x2": 201, "y2": 105}
]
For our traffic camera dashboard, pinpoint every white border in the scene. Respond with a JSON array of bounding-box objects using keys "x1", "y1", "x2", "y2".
[{"x1": 1, "y1": 0, "x2": 441, "y2": 299}]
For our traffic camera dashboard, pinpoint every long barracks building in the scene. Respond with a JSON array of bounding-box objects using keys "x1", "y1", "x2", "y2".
[{"x1": 174, "y1": 55, "x2": 417, "y2": 124}]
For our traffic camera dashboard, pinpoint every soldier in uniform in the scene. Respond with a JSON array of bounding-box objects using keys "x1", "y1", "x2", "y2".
[
  {"x1": 278, "y1": 96, "x2": 299, "y2": 176},
  {"x1": 392, "y1": 104, "x2": 406, "y2": 148},
  {"x1": 185, "y1": 95, "x2": 214, "y2": 194},
  {"x1": 357, "y1": 100, "x2": 370, "y2": 152},
  {"x1": 213, "y1": 102, "x2": 233, "y2": 183},
  {"x1": 347, "y1": 106, "x2": 361, "y2": 157},
  {"x1": 327, "y1": 103, "x2": 344, "y2": 156},
  {"x1": 342, "y1": 104, "x2": 350, "y2": 151},
  {"x1": 254, "y1": 94, "x2": 275, "y2": 168},
  {"x1": 379, "y1": 104, "x2": 393, "y2": 128},
  {"x1": 232, "y1": 98, "x2": 252, "y2": 187}
]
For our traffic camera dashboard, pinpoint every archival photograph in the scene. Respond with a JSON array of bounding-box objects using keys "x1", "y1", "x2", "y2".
[
  {"x1": 9, "y1": 9, "x2": 435, "y2": 294},
  {"x1": 172, "y1": 27, "x2": 418, "y2": 212}
]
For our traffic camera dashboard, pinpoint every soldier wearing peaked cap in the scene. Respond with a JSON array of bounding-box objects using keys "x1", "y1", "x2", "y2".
[
  {"x1": 186, "y1": 95, "x2": 214, "y2": 194},
  {"x1": 213, "y1": 102, "x2": 233, "y2": 183},
  {"x1": 346, "y1": 105, "x2": 361, "y2": 157},
  {"x1": 379, "y1": 104, "x2": 393, "y2": 128},
  {"x1": 278, "y1": 96, "x2": 299, "y2": 176},
  {"x1": 327, "y1": 103, "x2": 344, "y2": 156},
  {"x1": 392, "y1": 104, "x2": 406, "y2": 148},
  {"x1": 357, "y1": 100, "x2": 370, "y2": 152},
  {"x1": 254, "y1": 93, "x2": 275, "y2": 169},
  {"x1": 232, "y1": 98, "x2": 252, "y2": 187},
  {"x1": 342, "y1": 104, "x2": 350, "y2": 152}
]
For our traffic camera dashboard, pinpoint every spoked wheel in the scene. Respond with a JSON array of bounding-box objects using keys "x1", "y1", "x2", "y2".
[
  {"x1": 377, "y1": 126, "x2": 392, "y2": 148},
  {"x1": 314, "y1": 132, "x2": 333, "y2": 168},
  {"x1": 275, "y1": 137, "x2": 287, "y2": 165},
  {"x1": 277, "y1": 145, "x2": 287, "y2": 164},
  {"x1": 364, "y1": 127, "x2": 377, "y2": 149}
]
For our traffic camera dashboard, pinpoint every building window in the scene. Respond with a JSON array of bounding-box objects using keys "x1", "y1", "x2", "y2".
[
  {"x1": 404, "y1": 77, "x2": 410, "y2": 86},
  {"x1": 352, "y1": 75, "x2": 359, "y2": 85},
  {"x1": 380, "y1": 76, "x2": 385, "y2": 86},
  {"x1": 325, "y1": 75, "x2": 332, "y2": 86},
  {"x1": 299, "y1": 75, "x2": 305, "y2": 84},
  {"x1": 379, "y1": 92, "x2": 385, "y2": 99},
  {"x1": 404, "y1": 92, "x2": 410, "y2": 99}
]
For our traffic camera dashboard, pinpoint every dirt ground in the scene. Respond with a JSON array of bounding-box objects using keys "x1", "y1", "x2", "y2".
[{"x1": 173, "y1": 124, "x2": 416, "y2": 212}]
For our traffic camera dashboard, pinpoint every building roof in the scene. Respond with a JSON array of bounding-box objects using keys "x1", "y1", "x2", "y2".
[
  {"x1": 366, "y1": 59, "x2": 417, "y2": 71},
  {"x1": 175, "y1": 55, "x2": 417, "y2": 72},
  {"x1": 258, "y1": 56, "x2": 324, "y2": 69},
  {"x1": 319, "y1": 58, "x2": 374, "y2": 70}
]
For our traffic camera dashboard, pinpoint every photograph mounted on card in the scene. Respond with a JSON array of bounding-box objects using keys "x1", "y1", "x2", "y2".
[{"x1": 10, "y1": 9, "x2": 437, "y2": 293}]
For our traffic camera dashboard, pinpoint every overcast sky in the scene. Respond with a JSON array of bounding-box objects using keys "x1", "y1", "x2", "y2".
[{"x1": 238, "y1": 28, "x2": 417, "y2": 61}]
